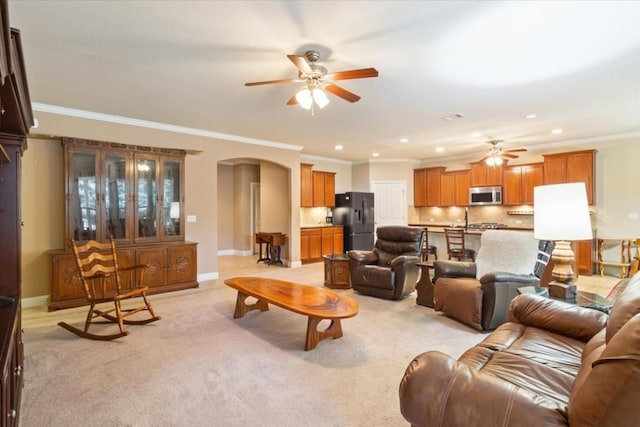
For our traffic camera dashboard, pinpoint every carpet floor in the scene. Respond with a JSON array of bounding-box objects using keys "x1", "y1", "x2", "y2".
[{"x1": 20, "y1": 260, "x2": 487, "y2": 427}]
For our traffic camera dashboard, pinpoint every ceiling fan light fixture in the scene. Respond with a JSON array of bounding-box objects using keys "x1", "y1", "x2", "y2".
[
  {"x1": 312, "y1": 87, "x2": 330, "y2": 109},
  {"x1": 485, "y1": 155, "x2": 503, "y2": 166},
  {"x1": 295, "y1": 88, "x2": 313, "y2": 110}
]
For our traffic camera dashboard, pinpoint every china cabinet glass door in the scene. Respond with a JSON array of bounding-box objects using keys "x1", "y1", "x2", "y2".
[
  {"x1": 103, "y1": 152, "x2": 131, "y2": 241},
  {"x1": 135, "y1": 156, "x2": 158, "y2": 241},
  {"x1": 69, "y1": 150, "x2": 98, "y2": 242},
  {"x1": 162, "y1": 159, "x2": 183, "y2": 240}
]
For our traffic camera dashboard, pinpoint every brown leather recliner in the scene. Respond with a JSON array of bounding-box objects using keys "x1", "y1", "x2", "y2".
[
  {"x1": 348, "y1": 226, "x2": 424, "y2": 300},
  {"x1": 399, "y1": 270, "x2": 640, "y2": 427},
  {"x1": 432, "y1": 230, "x2": 550, "y2": 331}
]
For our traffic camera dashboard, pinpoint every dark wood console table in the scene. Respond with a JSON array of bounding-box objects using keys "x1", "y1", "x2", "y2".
[{"x1": 255, "y1": 232, "x2": 286, "y2": 265}]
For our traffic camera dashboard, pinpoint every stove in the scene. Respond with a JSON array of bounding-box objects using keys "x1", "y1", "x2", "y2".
[{"x1": 467, "y1": 223, "x2": 509, "y2": 230}]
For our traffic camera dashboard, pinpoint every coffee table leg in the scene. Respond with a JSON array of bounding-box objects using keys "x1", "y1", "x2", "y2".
[
  {"x1": 234, "y1": 291, "x2": 269, "y2": 318},
  {"x1": 305, "y1": 317, "x2": 344, "y2": 351}
]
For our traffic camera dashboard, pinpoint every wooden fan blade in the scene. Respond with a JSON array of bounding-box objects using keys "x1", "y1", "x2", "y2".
[
  {"x1": 325, "y1": 84, "x2": 361, "y2": 102},
  {"x1": 477, "y1": 156, "x2": 490, "y2": 163},
  {"x1": 286, "y1": 94, "x2": 298, "y2": 106},
  {"x1": 505, "y1": 148, "x2": 527, "y2": 153},
  {"x1": 245, "y1": 78, "x2": 297, "y2": 86},
  {"x1": 287, "y1": 54, "x2": 313, "y2": 74},
  {"x1": 324, "y1": 67, "x2": 379, "y2": 81},
  {"x1": 502, "y1": 153, "x2": 519, "y2": 159}
]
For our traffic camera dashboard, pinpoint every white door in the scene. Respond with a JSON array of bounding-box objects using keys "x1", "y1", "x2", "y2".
[{"x1": 372, "y1": 181, "x2": 407, "y2": 232}]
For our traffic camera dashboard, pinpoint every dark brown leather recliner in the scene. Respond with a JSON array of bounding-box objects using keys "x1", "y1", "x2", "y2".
[{"x1": 348, "y1": 226, "x2": 424, "y2": 300}]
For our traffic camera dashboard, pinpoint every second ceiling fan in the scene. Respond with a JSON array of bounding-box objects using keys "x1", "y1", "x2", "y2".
[
  {"x1": 479, "y1": 140, "x2": 527, "y2": 166},
  {"x1": 244, "y1": 50, "x2": 378, "y2": 111}
]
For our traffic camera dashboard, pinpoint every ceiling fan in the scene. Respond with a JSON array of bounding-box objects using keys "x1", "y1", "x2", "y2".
[
  {"x1": 244, "y1": 50, "x2": 378, "y2": 111},
  {"x1": 478, "y1": 140, "x2": 527, "y2": 166}
]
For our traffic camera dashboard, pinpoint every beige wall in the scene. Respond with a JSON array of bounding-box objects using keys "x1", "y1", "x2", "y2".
[
  {"x1": 21, "y1": 138, "x2": 65, "y2": 298},
  {"x1": 217, "y1": 164, "x2": 234, "y2": 252},
  {"x1": 232, "y1": 163, "x2": 260, "y2": 254},
  {"x1": 259, "y1": 161, "x2": 290, "y2": 260},
  {"x1": 351, "y1": 162, "x2": 370, "y2": 192}
]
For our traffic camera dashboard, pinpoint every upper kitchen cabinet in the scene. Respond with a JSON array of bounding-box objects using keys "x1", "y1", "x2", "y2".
[
  {"x1": 470, "y1": 162, "x2": 503, "y2": 187},
  {"x1": 503, "y1": 163, "x2": 543, "y2": 205},
  {"x1": 300, "y1": 163, "x2": 336, "y2": 208},
  {"x1": 543, "y1": 150, "x2": 596, "y2": 205},
  {"x1": 300, "y1": 163, "x2": 314, "y2": 207},
  {"x1": 63, "y1": 138, "x2": 186, "y2": 246},
  {"x1": 440, "y1": 170, "x2": 470, "y2": 207},
  {"x1": 312, "y1": 170, "x2": 336, "y2": 207},
  {"x1": 413, "y1": 167, "x2": 444, "y2": 207}
]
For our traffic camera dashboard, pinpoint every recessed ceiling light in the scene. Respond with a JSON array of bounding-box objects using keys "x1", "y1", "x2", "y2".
[
  {"x1": 525, "y1": 114, "x2": 537, "y2": 119},
  {"x1": 372, "y1": 152, "x2": 380, "y2": 157},
  {"x1": 551, "y1": 128, "x2": 563, "y2": 134},
  {"x1": 399, "y1": 138, "x2": 409, "y2": 143},
  {"x1": 335, "y1": 145, "x2": 343, "y2": 150},
  {"x1": 471, "y1": 132, "x2": 482, "y2": 138},
  {"x1": 435, "y1": 147, "x2": 444, "y2": 153},
  {"x1": 441, "y1": 113, "x2": 465, "y2": 121}
]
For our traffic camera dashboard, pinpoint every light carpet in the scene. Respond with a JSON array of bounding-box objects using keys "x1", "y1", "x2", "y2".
[{"x1": 20, "y1": 264, "x2": 484, "y2": 427}]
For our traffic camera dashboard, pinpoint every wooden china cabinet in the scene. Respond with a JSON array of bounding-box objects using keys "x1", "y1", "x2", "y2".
[
  {"x1": 0, "y1": 11, "x2": 33, "y2": 426},
  {"x1": 49, "y1": 138, "x2": 198, "y2": 311}
]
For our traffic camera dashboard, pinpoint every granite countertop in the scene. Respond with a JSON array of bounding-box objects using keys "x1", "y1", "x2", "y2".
[{"x1": 300, "y1": 224, "x2": 343, "y2": 228}]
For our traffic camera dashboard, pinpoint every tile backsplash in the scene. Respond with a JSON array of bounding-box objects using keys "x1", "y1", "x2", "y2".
[{"x1": 409, "y1": 206, "x2": 534, "y2": 228}]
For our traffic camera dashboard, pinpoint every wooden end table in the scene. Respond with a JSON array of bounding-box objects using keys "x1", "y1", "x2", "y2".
[{"x1": 323, "y1": 254, "x2": 351, "y2": 289}]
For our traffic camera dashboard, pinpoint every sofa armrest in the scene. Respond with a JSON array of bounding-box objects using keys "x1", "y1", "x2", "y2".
[
  {"x1": 347, "y1": 250, "x2": 378, "y2": 264},
  {"x1": 480, "y1": 272, "x2": 540, "y2": 286},
  {"x1": 434, "y1": 260, "x2": 476, "y2": 279},
  {"x1": 509, "y1": 293, "x2": 608, "y2": 342},
  {"x1": 399, "y1": 351, "x2": 568, "y2": 426},
  {"x1": 390, "y1": 254, "x2": 420, "y2": 267}
]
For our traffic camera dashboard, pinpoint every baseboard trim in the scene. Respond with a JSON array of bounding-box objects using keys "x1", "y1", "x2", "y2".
[
  {"x1": 22, "y1": 295, "x2": 50, "y2": 309},
  {"x1": 198, "y1": 272, "x2": 218, "y2": 282},
  {"x1": 217, "y1": 249, "x2": 254, "y2": 256}
]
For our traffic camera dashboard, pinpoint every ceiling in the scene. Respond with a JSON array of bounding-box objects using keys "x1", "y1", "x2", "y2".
[{"x1": 9, "y1": 1, "x2": 640, "y2": 163}]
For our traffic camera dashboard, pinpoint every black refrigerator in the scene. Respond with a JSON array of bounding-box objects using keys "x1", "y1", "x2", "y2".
[{"x1": 332, "y1": 192, "x2": 375, "y2": 251}]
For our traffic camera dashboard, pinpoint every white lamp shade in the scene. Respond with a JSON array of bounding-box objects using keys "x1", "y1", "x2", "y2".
[
  {"x1": 312, "y1": 88, "x2": 330, "y2": 108},
  {"x1": 169, "y1": 202, "x2": 180, "y2": 220},
  {"x1": 295, "y1": 88, "x2": 313, "y2": 109},
  {"x1": 534, "y1": 182, "x2": 592, "y2": 241}
]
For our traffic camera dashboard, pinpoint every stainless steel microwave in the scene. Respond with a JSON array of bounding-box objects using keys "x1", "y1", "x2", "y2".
[{"x1": 469, "y1": 186, "x2": 503, "y2": 205}]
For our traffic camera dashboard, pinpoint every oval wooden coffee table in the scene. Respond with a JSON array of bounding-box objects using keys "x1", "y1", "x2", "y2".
[{"x1": 224, "y1": 276, "x2": 359, "y2": 350}]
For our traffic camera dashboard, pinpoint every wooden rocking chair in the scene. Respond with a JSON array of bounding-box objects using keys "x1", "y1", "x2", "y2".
[{"x1": 58, "y1": 237, "x2": 161, "y2": 340}]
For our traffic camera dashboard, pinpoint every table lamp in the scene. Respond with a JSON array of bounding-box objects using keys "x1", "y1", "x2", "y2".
[{"x1": 534, "y1": 182, "x2": 593, "y2": 286}]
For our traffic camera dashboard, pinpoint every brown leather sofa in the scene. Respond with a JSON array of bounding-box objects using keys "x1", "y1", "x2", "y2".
[
  {"x1": 348, "y1": 226, "x2": 424, "y2": 300},
  {"x1": 399, "y1": 271, "x2": 640, "y2": 426}
]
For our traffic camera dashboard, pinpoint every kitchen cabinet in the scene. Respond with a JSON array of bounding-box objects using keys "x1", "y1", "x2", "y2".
[
  {"x1": 440, "y1": 170, "x2": 470, "y2": 207},
  {"x1": 543, "y1": 150, "x2": 596, "y2": 205},
  {"x1": 503, "y1": 163, "x2": 543, "y2": 205},
  {"x1": 301, "y1": 226, "x2": 343, "y2": 264},
  {"x1": 470, "y1": 162, "x2": 503, "y2": 187},
  {"x1": 300, "y1": 163, "x2": 314, "y2": 207},
  {"x1": 413, "y1": 167, "x2": 444, "y2": 207},
  {"x1": 577, "y1": 240, "x2": 594, "y2": 276},
  {"x1": 301, "y1": 228, "x2": 322, "y2": 263},
  {"x1": 312, "y1": 171, "x2": 336, "y2": 207},
  {"x1": 49, "y1": 242, "x2": 198, "y2": 310}
]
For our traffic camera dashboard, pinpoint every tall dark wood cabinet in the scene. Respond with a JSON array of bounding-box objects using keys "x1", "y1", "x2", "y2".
[{"x1": 0, "y1": 3, "x2": 35, "y2": 424}]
